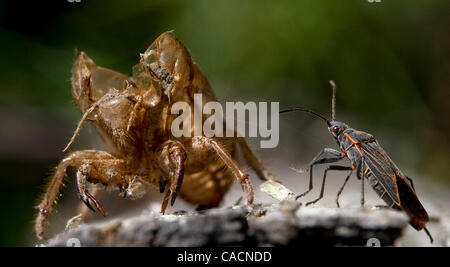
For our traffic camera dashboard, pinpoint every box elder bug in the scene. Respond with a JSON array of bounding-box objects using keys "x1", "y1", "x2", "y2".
[{"x1": 281, "y1": 81, "x2": 433, "y2": 243}]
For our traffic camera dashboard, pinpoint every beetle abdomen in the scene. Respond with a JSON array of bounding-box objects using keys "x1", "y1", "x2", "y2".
[
  {"x1": 369, "y1": 174, "x2": 429, "y2": 230},
  {"x1": 396, "y1": 177, "x2": 429, "y2": 230}
]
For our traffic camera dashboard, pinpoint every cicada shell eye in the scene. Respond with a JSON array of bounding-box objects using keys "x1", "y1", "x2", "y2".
[
  {"x1": 132, "y1": 63, "x2": 162, "y2": 107},
  {"x1": 142, "y1": 42, "x2": 158, "y2": 66},
  {"x1": 71, "y1": 52, "x2": 97, "y2": 111},
  {"x1": 140, "y1": 32, "x2": 194, "y2": 99},
  {"x1": 90, "y1": 67, "x2": 129, "y2": 100}
]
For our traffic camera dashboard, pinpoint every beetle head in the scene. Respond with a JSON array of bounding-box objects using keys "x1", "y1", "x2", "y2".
[{"x1": 328, "y1": 121, "x2": 348, "y2": 138}]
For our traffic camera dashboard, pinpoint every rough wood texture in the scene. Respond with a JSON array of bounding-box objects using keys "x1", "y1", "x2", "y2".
[{"x1": 43, "y1": 200, "x2": 409, "y2": 247}]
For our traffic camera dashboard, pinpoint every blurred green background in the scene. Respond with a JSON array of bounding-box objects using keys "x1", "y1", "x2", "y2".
[{"x1": 0, "y1": 0, "x2": 449, "y2": 246}]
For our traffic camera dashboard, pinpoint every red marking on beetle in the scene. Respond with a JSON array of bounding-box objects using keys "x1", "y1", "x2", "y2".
[
  {"x1": 343, "y1": 133, "x2": 358, "y2": 144},
  {"x1": 343, "y1": 133, "x2": 364, "y2": 154}
]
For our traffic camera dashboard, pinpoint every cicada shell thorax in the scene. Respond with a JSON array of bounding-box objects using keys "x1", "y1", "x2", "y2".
[{"x1": 132, "y1": 32, "x2": 237, "y2": 205}]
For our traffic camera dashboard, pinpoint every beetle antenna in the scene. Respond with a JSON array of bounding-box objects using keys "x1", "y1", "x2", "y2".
[
  {"x1": 280, "y1": 108, "x2": 331, "y2": 127},
  {"x1": 329, "y1": 80, "x2": 336, "y2": 122},
  {"x1": 424, "y1": 227, "x2": 434, "y2": 244}
]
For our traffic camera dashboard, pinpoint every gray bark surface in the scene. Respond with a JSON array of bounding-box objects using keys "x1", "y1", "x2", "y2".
[{"x1": 45, "y1": 201, "x2": 409, "y2": 247}]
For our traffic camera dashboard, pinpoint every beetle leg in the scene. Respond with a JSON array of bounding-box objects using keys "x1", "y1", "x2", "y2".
[
  {"x1": 306, "y1": 165, "x2": 352, "y2": 206},
  {"x1": 154, "y1": 141, "x2": 187, "y2": 214},
  {"x1": 336, "y1": 170, "x2": 353, "y2": 208},
  {"x1": 357, "y1": 156, "x2": 367, "y2": 207},
  {"x1": 424, "y1": 227, "x2": 434, "y2": 244},
  {"x1": 295, "y1": 148, "x2": 344, "y2": 200}
]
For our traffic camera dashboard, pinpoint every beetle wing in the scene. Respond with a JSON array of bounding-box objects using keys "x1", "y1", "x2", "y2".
[
  {"x1": 396, "y1": 175, "x2": 429, "y2": 230},
  {"x1": 359, "y1": 141, "x2": 401, "y2": 205},
  {"x1": 360, "y1": 141, "x2": 429, "y2": 229},
  {"x1": 345, "y1": 129, "x2": 374, "y2": 143}
]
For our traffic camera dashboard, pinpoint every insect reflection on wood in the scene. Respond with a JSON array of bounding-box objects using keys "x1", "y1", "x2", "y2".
[
  {"x1": 35, "y1": 32, "x2": 276, "y2": 239},
  {"x1": 281, "y1": 81, "x2": 433, "y2": 243}
]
